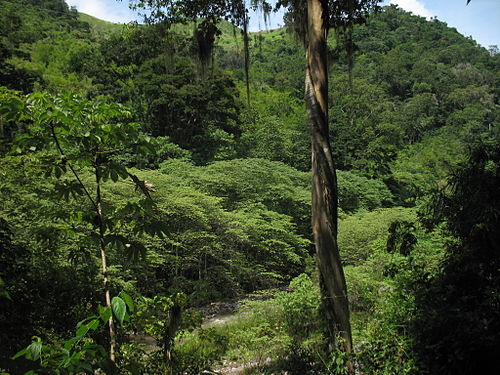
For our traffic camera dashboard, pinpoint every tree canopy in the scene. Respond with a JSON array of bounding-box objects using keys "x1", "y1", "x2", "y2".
[{"x1": 0, "y1": 1, "x2": 498, "y2": 374}]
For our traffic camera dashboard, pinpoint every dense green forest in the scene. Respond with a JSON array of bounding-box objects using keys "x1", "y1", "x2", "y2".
[{"x1": 0, "y1": 0, "x2": 499, "y2": 374}]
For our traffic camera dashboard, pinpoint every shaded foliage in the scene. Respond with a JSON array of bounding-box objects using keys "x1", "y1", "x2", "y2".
[{"x1": 412, "y1": 132, "x2": 500, "y2": 375}]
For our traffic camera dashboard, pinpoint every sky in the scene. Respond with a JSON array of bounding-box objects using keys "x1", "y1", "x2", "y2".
[{"x1": 65, "y1": 0, "x2": 499, "y2": 48}]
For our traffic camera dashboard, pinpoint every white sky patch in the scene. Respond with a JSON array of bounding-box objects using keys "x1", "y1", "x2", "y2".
[
  {"x1": 389, "y1": 0, "x2": 433, "y2": 19},
  {"x1": 66, "y1": 0, "x2": 135, "y2": 23}
]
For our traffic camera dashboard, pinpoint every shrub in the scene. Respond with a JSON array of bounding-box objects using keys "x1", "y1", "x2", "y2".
[
  {"x1": 338, "y1": 207, "x2": 416, "y2": 265},
  {"x1": 174, "y1": 328, "x2": 228, "y2": 375}
]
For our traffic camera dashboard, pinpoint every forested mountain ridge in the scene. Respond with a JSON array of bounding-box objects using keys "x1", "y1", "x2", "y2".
[{"x1": 0, "y1": 1, "x2": 499, "y2": 374}]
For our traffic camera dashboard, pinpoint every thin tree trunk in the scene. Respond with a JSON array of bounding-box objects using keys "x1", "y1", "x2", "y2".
[
  {"x1": 49, "y1": 126, "x2": 117, "y2": 358},
  {"x1": 96, "y1": 169, "x2": 117, "y2": 362},
  {"x1": 306, "y1": 0, "x2": 353, "y2": 356}
]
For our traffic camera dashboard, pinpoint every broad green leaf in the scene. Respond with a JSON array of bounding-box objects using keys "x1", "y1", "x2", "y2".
[
  {"x1": 11, "y1": 348, "x2": 28, "y2": 360},
  {"x1": 119, "y1": 291, "x2": 134, "y2": 313},
  {"x1": 63, "y1": 337, "x2": 80, "y2": 350},
  {"x1": 76, "y1": 315, "x2": 98, "y2": 330},
  {"x1": 111, "y1": 296, "x2": 126, "y2": 324},
  {"x1": 76, "y1": 318, "x2": 99, "y2": 337},
  {"x1": 76, "y1": 323, "x2": 90, "y2": 337},
  {"x1": 26, "y1": 340, "x2": 42, "y2": 360},
  {"x1": 116, "y1": 166, "x2": 129, "y2": 179},
  {"x1": 88, "y1": 319, "x2": 99, "y2": 331},
  {"x1": 98, "y1": 305, "x2": 112, "y2": 323}
]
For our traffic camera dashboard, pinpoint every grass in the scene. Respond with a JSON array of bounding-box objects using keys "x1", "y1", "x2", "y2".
[
  {"x1": 78, "y1": 12, "x2": 122, "y2": 37},
  {"x1": 173, "y1": 296, "x2": 290, "y2": 374}
]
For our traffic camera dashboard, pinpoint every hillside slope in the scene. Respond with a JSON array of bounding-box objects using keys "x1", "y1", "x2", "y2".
[{"x1": 78, "y1": 12, "x2": 122, "y2": 37}]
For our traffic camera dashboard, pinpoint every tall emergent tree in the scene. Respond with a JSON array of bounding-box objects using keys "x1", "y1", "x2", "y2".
[
  {"x1": 278, "y1": 0, "x2": 379, "y2": 356},
  {"x1": 129, "y1": 0, "x2": 378, "y2": 355},
  {"x1": 305, "y1": 0, "x2": 352, "y2": 352}
]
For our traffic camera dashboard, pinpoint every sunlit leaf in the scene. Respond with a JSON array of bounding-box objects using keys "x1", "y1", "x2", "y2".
[
  {"x1": 76, "y1": 319, "x2": 99, "y2": 337},
  {"x1": 119, "y1": 291, "x2": 134, "y2": 313},
  {"x1": 111, "y1": 296, "x2": 126, "y2": 324}
]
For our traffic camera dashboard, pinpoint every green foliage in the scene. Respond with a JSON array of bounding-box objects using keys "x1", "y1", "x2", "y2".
[
  {"x1": 329, "y1": 74, "x2": 399, "y2": 176},
  {"x1": 220, "y1": 275, "x2": 350, "y2": 375},
  {"x1": 89, "y1": 24, "x2": 243, "y2": 163},
  {"x1": 123, "y1": 168, "x2": 309, "y2": 295},
  {"x1": 411, "y1": 132, "x2": 500, "y2": 375},
  {"x1": 0, "y1": 3, "x2": 499, "y2": 374},
  {"x1": 222, "y1": 298, "x2": 289, "y2": 368},
  {"x1": 0, "y1": 153, "x2": 310, "y2": 332},
  {"x1": 0, "y1": 208, "x2": 104, "y2": 371},
  {"x1": 0, "y1": 277, "x2": 10, "y2": 300},
  {"x1": 337, "y1": 170, "x2": 393, "y2": 212},
  {"x1": 346, "y1": 243, "x2": 434, "y2": 374},
  {"x1": 238, "y1": 86, "x2": 310, "y2": 170},
  {"x1": 160, "y1": 158, "x2": 393, "y2": 242},
  {"x1": 356, "y1": 325, "x2": 418, "y2": 375},
  {"x1": 0, "y1": 87, "x2": 25, "y2": 154},
  {"x1": 11, "y1": 90, "x2": 161, "y2": 246},
  {"x1": 111, "y1": 297, "x2": 127, "y2": 325},
  {"x1": 174, "y1": 329, "x2": 228, "y2": 374},
  {"x1": 161, "y1": 157, "x2": 312, "y2": 241},
  {"x1": 9, "y1": 34, "x2": 95, "y2": 93},
  {"x1": 134, "y1": 293, "x2": 186, "y2": 343},
  {"x1": 276, "y1": 274, "x2": 321, "y2": 344},
  {"x1": 1, "y1": 91, "x2": 163, "y2": 371},
  {"x1": 391, "y1": 126, "x2": 467, "y2": 201},
  {"x1": 171, "y1": 280, "x2": 321, "y2": 374},
  {"x1": 13, "y1": 334, "x2": 108, "y2": 375},
  {"x1": 0, "y1": 0, "x2": 92, "y2": 92},
  {"x1": 12, "y1": 293, "x2": 135, "y2": 375},
  {"x1": 342, "y1": 212, "x2": 448, "y2": 374},
  {"x1": 338, "y1": 207, "x2": 416, "y2": 265},
  {"x1": 17, "y1": 91, "x2": 154, "y2": 166},
  {"x1": 113, "y1": 136, "x2": 192, "y2": 169},
  {"x1": 330, "y1": 4, "x2": 497, "y2": 187},
  {"x1": 77, "y1": 13, "x2": 122, "y2": 38},
  {"x1": 218, "y1": 28, "x2": 305, "y2": 96}
]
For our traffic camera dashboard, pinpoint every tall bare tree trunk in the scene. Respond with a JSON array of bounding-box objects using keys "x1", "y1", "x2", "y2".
[{"x1": 306, "y1": 0, "x2": 353, "y2": 355}]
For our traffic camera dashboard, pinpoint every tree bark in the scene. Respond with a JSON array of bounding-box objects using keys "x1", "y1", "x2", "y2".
[{"x1": 306, "y1": 0, "x2": 353, "y2": 355}]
